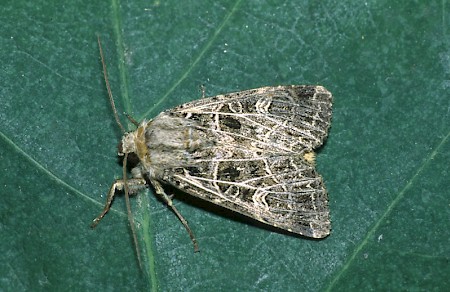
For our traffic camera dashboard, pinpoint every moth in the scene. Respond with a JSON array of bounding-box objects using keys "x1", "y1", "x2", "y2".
[{"x1": 91, "y1": 38, "x2": 332, "y2": 257}]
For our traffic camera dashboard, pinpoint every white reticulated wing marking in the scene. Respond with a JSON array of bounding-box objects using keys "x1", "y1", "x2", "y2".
[{"x1": 130, "y1": 85, "x2": 333, "y2": 239}]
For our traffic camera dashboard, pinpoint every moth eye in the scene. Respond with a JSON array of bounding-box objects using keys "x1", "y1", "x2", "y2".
[
  {"x1": 126, "y1": 153, "x2": 140, "y2": 168},
  {"x1": 117, "y1": 141, "x2": 124, "y2": 154}
]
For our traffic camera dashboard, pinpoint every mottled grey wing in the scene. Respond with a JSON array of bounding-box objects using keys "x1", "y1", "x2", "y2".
[
  {"x1": 165, "y1": 153, "x2": 330, "y2": 238},
  {"x1": 174, "y1": 85, "x2": 332, "y2": 153},
  {"x1": 160, "y1": 85, "x2": 332, "y2": 238}
]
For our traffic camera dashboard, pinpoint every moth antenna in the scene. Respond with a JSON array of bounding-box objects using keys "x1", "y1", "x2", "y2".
[
  {"x1": 97, "y1": 35, "x2": 142, "y2": 268},
  {"x1": 124, "y1": 112, "x2": 140, "y2": 127},
  {"x1": 123, "y1": 152, "x2": 143, "y2": 269},
  {"x1": 97, "y1": 35, "x2": 126, "y2": 134}
]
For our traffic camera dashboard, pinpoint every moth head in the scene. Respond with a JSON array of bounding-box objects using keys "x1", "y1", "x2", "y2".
[
  {"x1": 118, "y1": 131, "x2": 138, "y2": 156},
  {"x1": 117, "y1": 131, "x2": 142, "y2": 171},
  {"x1": 117, "y1": 122, "x2": 149, "y2": 166}
]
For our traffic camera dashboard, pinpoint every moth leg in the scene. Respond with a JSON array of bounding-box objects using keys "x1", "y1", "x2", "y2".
[
  {"x1": 91, "y1": 178, "x2": 147, "y2": 228},
  {"x1": 151, "y1": 179, "x2": 199, "y2": 252}
]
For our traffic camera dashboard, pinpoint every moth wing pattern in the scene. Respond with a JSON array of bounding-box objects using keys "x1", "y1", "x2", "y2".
[{"x1": 155, "y1": 85, "x2": 332, "y2": 238}]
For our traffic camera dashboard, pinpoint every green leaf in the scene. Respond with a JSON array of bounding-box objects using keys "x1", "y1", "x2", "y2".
[{"x1": 1, "y1": 0, "x2": 449, "y2": 291}]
